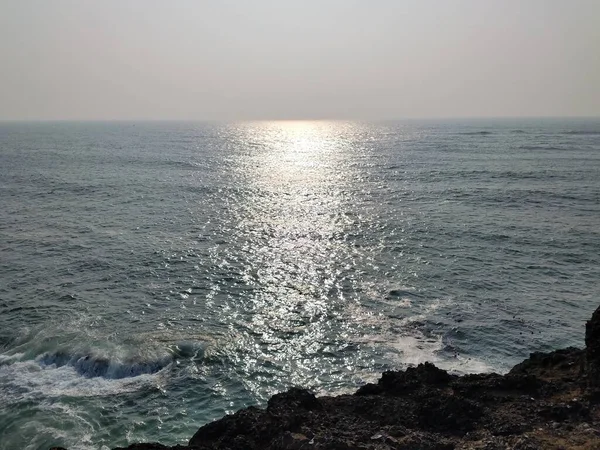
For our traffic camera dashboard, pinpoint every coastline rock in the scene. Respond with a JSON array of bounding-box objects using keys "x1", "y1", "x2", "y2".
[
  {"x1": 586, "y1": 305, "x2": 600, "y2": 389},
  {"x1": 103, "y1": 306, "x2": 600, "y2": 449}
]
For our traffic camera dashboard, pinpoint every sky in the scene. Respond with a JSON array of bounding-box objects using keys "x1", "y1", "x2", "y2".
[{"x1": 0, "y1": 0, "x2": 599, "y2": 121}]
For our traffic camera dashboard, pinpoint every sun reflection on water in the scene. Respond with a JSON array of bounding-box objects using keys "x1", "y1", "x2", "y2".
[
  {"x1": 240, "y1": 120, "x2": 351, "y2": 185},
  {"x1": 224, "y1": 121, "x2": 372, "y2": 393}
]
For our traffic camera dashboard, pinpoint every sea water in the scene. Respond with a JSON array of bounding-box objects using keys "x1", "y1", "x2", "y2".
[{"x1": 0, "y1": 119, "x2": 599, "y2": 449}]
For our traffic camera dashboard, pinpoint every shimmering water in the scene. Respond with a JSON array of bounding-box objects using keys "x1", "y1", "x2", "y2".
[{"x1": 1, "y1": 119, "x2": 599, "y2": 449}]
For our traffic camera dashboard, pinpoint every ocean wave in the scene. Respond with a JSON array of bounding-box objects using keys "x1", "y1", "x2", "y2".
[
  {"x1": 0, "y1": 332, "x2": 211, "y2": 408},
  {"x1": 115, "y1": 156, "x2": 208, "y2": 171},
  {"x1": 0, "y1": 328, "x2": 208, "y2": 380},
  {"x1": 519, "y1": 145, "x2": 563, "y2": 151},
  {"x1": 0, "y1": 359, "x2": 166, "y2": 405},
  {"x1": 563, "y1": 130, "x2": 600, "y2": 135},
  {"x1": 161, "y1": 159, "x2": 207, "y2": 170},
  {"x1": 458, "y1": 131, "x2": 493, "y2": 136},
  {"x1": 36, "y1": 351, "x2": 173, "y2": 379}
]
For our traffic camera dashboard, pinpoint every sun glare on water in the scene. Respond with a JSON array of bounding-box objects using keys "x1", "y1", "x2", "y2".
[{"x1": 218, "y1": 121, "x2": 372, "y2": 391}]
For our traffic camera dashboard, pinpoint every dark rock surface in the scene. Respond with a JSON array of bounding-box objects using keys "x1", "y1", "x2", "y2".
[
  {"x1": 104, "y1": 305, "x2": 600, "y2": 449},
  {"x1": 586, "y1": 306, "x2": 600, "y2": 389}
]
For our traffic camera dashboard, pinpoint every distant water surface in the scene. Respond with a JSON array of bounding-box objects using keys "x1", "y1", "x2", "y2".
[{"x1": 0, "y1": 119, "x2": 599, "y2": 449}]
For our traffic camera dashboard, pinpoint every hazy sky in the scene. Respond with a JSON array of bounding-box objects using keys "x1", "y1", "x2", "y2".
[{"x1": 1, "y1": 0, "x2": 599, "y2": 120}]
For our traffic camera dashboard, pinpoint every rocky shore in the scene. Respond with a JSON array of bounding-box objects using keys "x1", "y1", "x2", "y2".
[{"x1": 55, "y1": 307, "x2": 600, "y2": 450}]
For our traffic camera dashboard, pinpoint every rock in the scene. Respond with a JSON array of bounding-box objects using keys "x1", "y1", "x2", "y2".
[
  {"x1": 267, "y1": 387, "x2": 322, "y2": 412},
  {"x1": 509, "y1": 347, "x2": 584, "y2": 381},
  {"x1": 188, "y1": 406, "x2": 272, "y2": 448},
  {"x1": 539, "y1": 401, "x2": 590, "y2": 422},
  {"x1": 416, "y1": 395, "x2": 483, "y2": 434},
  {"x1": 586, "y1": 305, "x2": 600, "y2": 388},
  {"x1": 356, "y1": 362, "x2": 453, "y2": 397},
  {"x1": 278, "y1": 431, "x2": 311, "y2": 449}
]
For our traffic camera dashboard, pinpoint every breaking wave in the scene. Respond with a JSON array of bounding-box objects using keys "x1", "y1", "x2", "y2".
[{"x1": 36, "y1": 350, "x2": 173, "y2": 379}]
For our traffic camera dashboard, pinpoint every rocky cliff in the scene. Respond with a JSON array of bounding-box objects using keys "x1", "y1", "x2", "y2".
[{"x1": 55, "y1": 306, "x2": 600, "y2": 450}]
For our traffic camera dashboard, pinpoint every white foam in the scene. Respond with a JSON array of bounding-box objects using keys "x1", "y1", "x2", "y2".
[
  {"x1": 0, "y1": 359, "x2": 167, "y2": 404},
  {"x1": 346, "y1": 298, "x2": 494, "y2": 375},
  {"x1": 0, "y1": 352, "x2": 25, "y2": 364},
  {"x1": 386, "y1": 334, "x2": 493, "y2": 374}
]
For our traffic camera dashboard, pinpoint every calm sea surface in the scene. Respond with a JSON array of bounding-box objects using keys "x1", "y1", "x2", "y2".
[{"x1": 1, "y1": 119, "x2": 599, "y2": 449}]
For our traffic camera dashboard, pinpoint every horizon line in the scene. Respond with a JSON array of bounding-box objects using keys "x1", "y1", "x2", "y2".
[{"x1": 1, "y1": 115, "x2": 600, "y2": 123}]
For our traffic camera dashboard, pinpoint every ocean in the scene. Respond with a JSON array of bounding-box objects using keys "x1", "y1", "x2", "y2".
[{"x1": 0, "y1": 119, "x2": 599, "y2": 449}]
